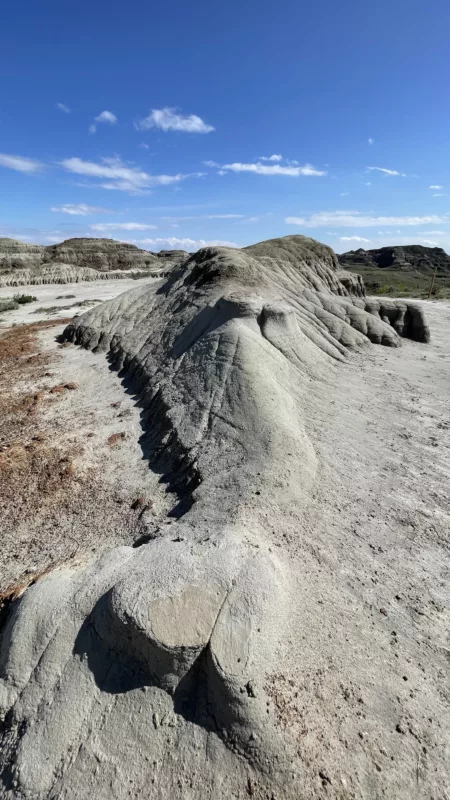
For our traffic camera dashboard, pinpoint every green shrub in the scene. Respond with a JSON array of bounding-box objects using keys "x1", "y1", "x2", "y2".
[
  {"x1": 0, "y1": 298, "x2": 19, "y2": 313},
  {"x1": 13, "y1": 293, "x2": 37, "y2": 304}
]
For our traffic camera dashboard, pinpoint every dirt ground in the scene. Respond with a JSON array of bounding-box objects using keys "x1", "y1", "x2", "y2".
[
  {"x1": 268, "y1": 298, "x2": 450, "y2": 797},
  {"x1": 0, "y1": 286, "x2": 449, "y2": 798},
  {"x1": 0, "y1": 277, "x2": 157, "y2": 327},
  {"x1": 0, "y1": 279, "x2": 170, "y2": 595}
]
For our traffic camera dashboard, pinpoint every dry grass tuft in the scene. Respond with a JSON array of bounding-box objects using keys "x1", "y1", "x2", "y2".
[
  {"x1": 107, "y1": 431, "x2": 127, "y2": 447},
  {"x1": 0, "y1": 319, "x2": 80, "y2": 528}
]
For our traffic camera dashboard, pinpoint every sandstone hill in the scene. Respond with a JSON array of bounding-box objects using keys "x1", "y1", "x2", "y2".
[
  {"x1": 1, "y1": 235, "x2": 445, "y2": 800},
  {"x1": 338, "y1": 243, "x2": 450, "y2": 274},
  {"x1": 0, "y1": 238, "x2": 177, "y2": 286}
]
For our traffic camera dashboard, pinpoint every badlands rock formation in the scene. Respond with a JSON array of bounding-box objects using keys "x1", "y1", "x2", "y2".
[
  {"x1": 339, "y1": 243, "x2": 450, "y2": 275},
  {"x1": 0, "y1": 236, "x2": 433, "y2": 798},
  {"x1": 0, "y1": 238, "x2": 172, "y2": 286}
]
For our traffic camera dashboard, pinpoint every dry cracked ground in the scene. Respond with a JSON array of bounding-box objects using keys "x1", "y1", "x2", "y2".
[{"x1": 0, "y1": 245, "x2": 449, "y2": 799}]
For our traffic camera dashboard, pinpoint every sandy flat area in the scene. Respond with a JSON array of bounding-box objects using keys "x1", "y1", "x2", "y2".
[{"x1": 0, "y1": 277, "x2": 159, "y2": 327}]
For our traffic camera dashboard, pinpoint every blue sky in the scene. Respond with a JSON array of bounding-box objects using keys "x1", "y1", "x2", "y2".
[{"x1": 1, "y1": 0, "x2": 450, "y2": 253}]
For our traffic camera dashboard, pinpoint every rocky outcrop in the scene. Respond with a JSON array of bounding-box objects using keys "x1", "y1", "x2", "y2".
[
  {"x1": 338, "y1": 244, "x2": 450, "y2": 274},
  {"x1": 0, "y1": 264, "x2": 165, "y2": 287},
  {"x1": 42, "y1": 238, "x2": 161, "y2": 272},
  {"x1": 0, "y1": 238, "x2": 45, "y2": 270},
  {"x1": 0, "y1": 235, "x2": 431, "y2": 800},
  {"x1": 157, "y1": 249, "x2": 189, "y2": 264},
  {"x1": 0, "y1": 238, "x2": 176, "y2": 286}
]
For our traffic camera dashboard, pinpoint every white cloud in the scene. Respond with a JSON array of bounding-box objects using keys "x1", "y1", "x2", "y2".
[
  {"x1": 45, "y1": 236, "x2": 62, "y2": 243},
  {"x1": 0, "y1": 153, "x2": 44, "y2": 174},
  {"x1": 140, "y1": 143, "x2": 150, "y2": 149},
  {"x1": 50, "y1": 203, "x2": 111, "y2": 216},
  {"x1": 367, "y1": 166, "x2": 407, "y2": 177},
  {"x1": 433, "y1": 193, "x2": 447, "y2": 197},
  {"x1": 127, "y1": 237, "x2": 238, "y2": 251},
  {"x1": 90, "y1": 222, "x2": 157, "y2": 232},
  {"x1": 95, "y1": 110, "x2": 117, "y2": 124},
  {"x1": 160, "y1": 213, "x2": 252, "y2": 222},
  {"x1": 206, "y1": 213, "x2": 244, "y2": 219},
  {"x1": 56, "y1": 103, "x2": 71, "y2": 114},
  {"x1": 285, "y1": 211, "x2": 447, "y2": 228},
  {"x1": 420, "y1": 239, "x2": 438, "y2": 246},
  {"x1": 340, "y1": 192, "x2": 349, "y2": 196},
  {"x1": 260, "y1": 154, "x2": 282, "y2": 161},
  {"x1": 89, "y1": 110, "x2": 117, "y2": 134},
  {"x1": 217, "y1": 170, "x2": 226, "y2": 176},
  {"x1": 368, "y1": 138, "x2": 374, "y2": 145},
  {"x1": 60, "y1": 156, "x2": 205, "y2": 194},
  {"x1": 340, "y1": 236, "x2": 371, "y2": 243},
  {"x1": 219, "y1": 161, "x2": 327, "y2": 177},
  {"x1": 429, "y1": 185, "x2": 443, "y2": 189},
  {"x1": 365, "y1": 182, "x2": 372, "y2": 186},
  {"x1": 135, "y1": 107, "x2": 214, "y2": 134}
]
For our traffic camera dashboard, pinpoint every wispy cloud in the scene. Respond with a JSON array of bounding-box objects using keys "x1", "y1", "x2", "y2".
[
  {"x1": 50, "y1": 203, "x2": 111, "y2": 216},
  {"x1": 429, "y1": 184, "x2": 443, "y2": 189},
  {"x1": 90, "y1": 222, "x2": 157, "y2": 232},
  {"x1": 285, "y1": 211, "x2": 446, "y2": 228},
  {"x1": 206, "y1": 213, "x2": 244, "y2": 219},
  {"x1": 432, "y1": 193, "x2": 447, "y2": 197},
  {"x1": 207, "y1": 160, "x2": 326, "y2": 177},
  {"x1": 0, "y1": 153, "x2": 44, "y2": 174},
  {"x1": 56, "y1": 103, "x2": 71, "y2": 114},
  {"x1": 340, "y1": 236, "x2": 371, "y2": 243},
  {"x1": 135, "y1": 107, "x2": 214, "y2": 134},
  {"x1": 128, "y1": 237, "x2": 238, "y2": 251},
  {"x1": 160, "y1": 213, "x2": 253, "y2": 222},
  {"x1": 89, "y1": 110, "x2": 118, "y2": 134},
  {"x1": 340, "y1": 192, "x2": 349, "y2": 196},
  {"x1": 368, "y1": 138, "x2": 374, "y2": 145},
  {"x1": 259, "y1": 154, "x2": 282, "y2": 161},
  {"x1": 59, "y1": 156, "x2": 205, "y2": 193},
  {"x1": 367, "y1": 166, "x2": 407, "y2": 177}
]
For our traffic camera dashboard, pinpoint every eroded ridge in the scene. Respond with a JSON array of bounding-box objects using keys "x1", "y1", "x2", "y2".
[{"x1": 0, "y1": 236, "x2": 431, "y2": 799}]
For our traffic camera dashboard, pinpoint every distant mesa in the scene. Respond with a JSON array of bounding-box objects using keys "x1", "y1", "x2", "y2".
[
  {"x1": 338, "y1": 244, "x2": 450, "y2": 275},
  {"x1": 0, "y1": 237, "x2": 184, "y2": 286}
]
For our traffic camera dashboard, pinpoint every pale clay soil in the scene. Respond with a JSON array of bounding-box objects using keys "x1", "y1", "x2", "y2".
[
  {"x1": 0, "y1": 280, "x2": 449, "y2": 798},
  {"x1": 0, "y1": 278, "x2": 171, "y2": 591}
]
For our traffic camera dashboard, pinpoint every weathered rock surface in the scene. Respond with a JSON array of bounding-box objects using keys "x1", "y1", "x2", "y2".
[
  {"x1": 0, "y1": 238, "x2": 45, "y2": 270},
  {"x1": 43, "y1": 238, "x2": 161, "y2": 272},
  {"x1": 339, "y1": 243, "x2": 450, "y2": 274},
  {"x1": 157, "y1": 249, "x2": 189, "y2": 264},
  {"x1": 0, "y1": 238, "x2": 176, "y2": 286},
  {"x1": 0, "y1": 264, "x2": 162, "y2": 287},
  {"x1": 0, "y1": 236, "x2": 435, "y2": 799}
]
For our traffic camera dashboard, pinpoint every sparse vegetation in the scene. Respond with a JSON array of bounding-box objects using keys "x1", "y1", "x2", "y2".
[
  {"x1": 131, "y1": 270, "x2": 161, "y2": 279},
  {"x1": 34, "y1": 298, "x2": 103, "y2": 314},
  {"x1": 13, "y1": 293, "x2": 37, "y2": 304},
  {"x1": 0, "y1": 294, "x2": 36, "y2": 314},
  {"x1": 56, "y1": 294, "x2": 76, "y2": 299},
  {"x1": 0, "y1": 319, "x2": 78, "y2": 536},
  {"x1": 0, "y1": 298, "x2": 19, "y2": 313},
  {"x1": 345, "y1": 266, "x2": 450, "y2": 299}
]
